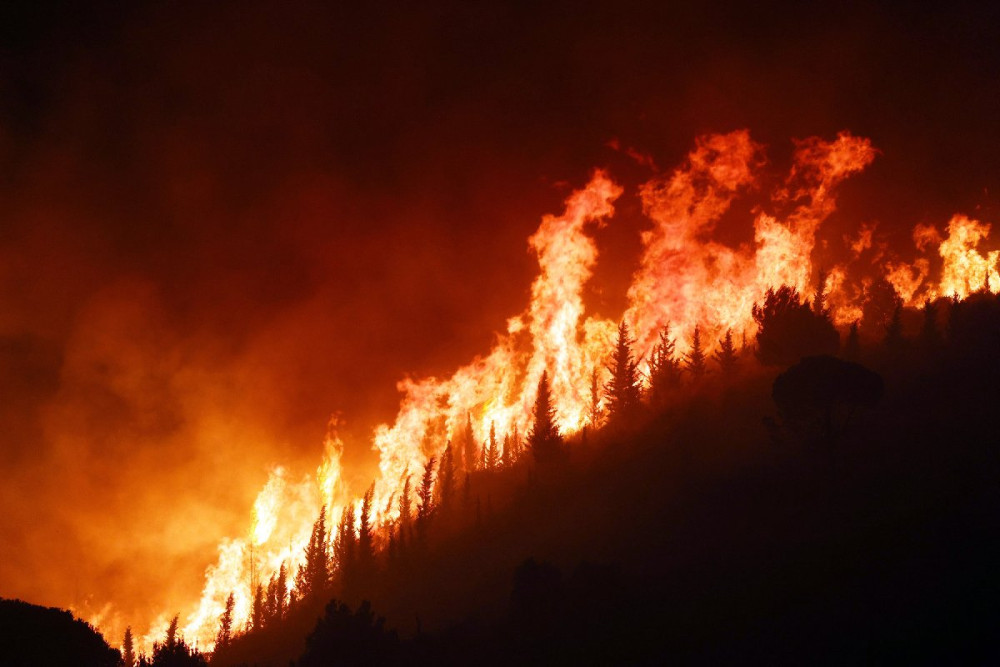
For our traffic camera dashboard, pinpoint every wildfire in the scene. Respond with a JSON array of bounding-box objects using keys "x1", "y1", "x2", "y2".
[{"x1": 113, "y1": 130, "x2": 1000, "y2": 651}]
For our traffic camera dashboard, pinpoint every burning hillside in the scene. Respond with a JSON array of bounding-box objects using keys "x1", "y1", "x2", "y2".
[{"x1": 116, "y1": 129, "x2": 1000, "y2": 651}]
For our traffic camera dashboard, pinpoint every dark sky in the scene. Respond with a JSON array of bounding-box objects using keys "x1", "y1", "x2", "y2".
[{"x1": 0, "y1": 0, "x2": 998, "y2": 621}]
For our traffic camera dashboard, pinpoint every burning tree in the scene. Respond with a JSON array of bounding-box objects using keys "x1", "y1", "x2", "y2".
[
  {"x1": 528, "y1": 371, "x2": 562, "y2": 464},
  {"x1": 685, "y1": 325, "x2": 707, "y2": 378},
  {"x1": 753, "y1": 285, "x2": 839, "y2": 367},
  {"x1": 647, "y1": 323, "x2": 681, "y2": 405},
  {"x1": 604, "y1": 321, "x2": 642, "y2": 425}
]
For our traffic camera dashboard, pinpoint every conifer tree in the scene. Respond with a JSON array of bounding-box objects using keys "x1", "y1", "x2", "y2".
[
  {"x1": 511, "y1": 425, "x2": 522, "y2": 461},
  {"x1": 122, "y1": 627, "x2": 136, "y2": 667},
  {"x1": 437, "y1": 445, "x2": 455, "y2": 512},
  {"x1": 215, "y1": 593, "x2": 234, "y2": 650},
  {"x1": 251, "y1": 583, "x2": 264, "y2": 631},
  {"x1": 587, "y1": 367, "x2": 603, "y2": 428},
  {"x1": 417, "y1": 456, "x2": 436, "y2": 541},
  {"x1": 605, "y1": 320, "x2": 642, "y2": 424},
  {"x1": 648, "y1": 323, "x2": 681, "y2": 405},
  {"x1": 297, "y1": 506, "x2": 329, "y2": 599},
  {"x1": 485, "y1": 422, "x2": 499, "y2": 470},
  {"x1": 358, "y1": 485, "x2": 375, "y2": 571},
  {"x1": 685, "y1": 325, "x2": 707, "y2": 378},
  {"x1": 165, "y1": 616, "x2": 179, "y2": 649},
  {"x1": 713, "y1": 329, "x2": 738, "y2": 376},
  {"x1": 528, "y1": 371, "x2": 561, "y2": 463},
  {"x1": 265, "y1": 574, "x2": 277, "y2": 623},
  {"x1": 501, "y1": 432, "x2": 512, "y2": 468},
  {"x1": 462, "y1": 413, "x2": 477, "y2": 473},
  {"x1": 334, "y1": 504, "x2": 356, "y2": 583},
  {"x1": 275, "y1": 563, "x2": 287, "y2": 619},
  {"x1": 814, "y1": 266, "x2": 829, "y2": 316},
  {"x1": 398, "y1": 473, "x2": 412, "y2": 550},
  {"x1": 885, "y1": 302, "x2": 904, "y2": 349}
]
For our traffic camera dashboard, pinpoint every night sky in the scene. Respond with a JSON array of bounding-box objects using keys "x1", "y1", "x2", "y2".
[{"x1": 0, "y1": 0, "x2": 998, "y2": 625}]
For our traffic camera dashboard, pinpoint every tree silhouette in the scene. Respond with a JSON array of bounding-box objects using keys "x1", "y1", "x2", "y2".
[
  {"x1": 713, "y1": 329, "x2": 738, "y2": 376},
  {"x1": 461, "y1": 413, "x2": 477, "y2": 473},
  {"x1": 436, "y1": 445, "x2": 455, "y2": 512},
  {"x1": 753, "y1": 285, "x2": 839, "y2": 367},
  {"x1": 528, "y1": 371, "x2": 562, "y2": 464},
  {"x1": 398, "y1": 473, "x2": 412, "y2": 550},
  {"x1": 297, "y1": 506, "x2": 330, "y2": 600},
  {"x1": 884, "y1": 302, "x2": 905, "y2": 350},
  {"x1": 276, "y1": 563, "x2": 287, "y2": 619},
  {"x1": 334, "y1": 504, "x2": 356, "y2": 586},
  {"x1": 587, "y1": 368, "x2": 604, "y2": 428},
  {"x1": 358, "y1": 486, "x2": 375, "y2": 573},
  {"x1": 685, "y1": 325, "x2": 707, "y2": 378},
  {"x1": 604, "y1": 321, "x2": 642, "y2": 424},
  {"x1": 215, "y1": 593, "x2": 234, "y2": 651},
  {"x1": 860, "y1": 276, "x2": 902, "y2": 341},
  {"x1": 299, "y1": 600, "x2": 398, "y2": 667},
  {"x1": 417, "y1": 456, "x2": 436, "y2": 541},
  {"x1": 485, "y1": 422, "x2": 499, "y2": 470},
  {"x1": 122, "y1": 626, "x2": 136, "y2": 667},
  {"x1": 139, "y1": 615, "x2": 208, "y2": 667},
  {"x1": 647, "y1": 323, "x2": 681, "y2": 405},
  {"x1": 502, "y1": 432, "x2": 512, "y2": 468},
  {"x1": 250, "y1": 583, "x2": 264, "y2": 631},
  {"x1": 814, "y1": 266, "x2": 829, "y2": 316}
]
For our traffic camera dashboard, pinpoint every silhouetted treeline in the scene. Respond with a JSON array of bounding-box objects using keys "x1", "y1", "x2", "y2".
[{"x1": 182, "y1": 285, "x2": 1000, "y2": 664}]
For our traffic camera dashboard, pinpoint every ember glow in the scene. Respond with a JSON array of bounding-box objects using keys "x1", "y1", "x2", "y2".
[{"x1": 108, "y1": 130, "x2": 1000, "y2": 650}]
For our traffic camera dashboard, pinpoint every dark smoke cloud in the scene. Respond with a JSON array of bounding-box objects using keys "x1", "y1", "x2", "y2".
[{"x1": 0, "y1": 0, "x2": 997, "y2": 632}]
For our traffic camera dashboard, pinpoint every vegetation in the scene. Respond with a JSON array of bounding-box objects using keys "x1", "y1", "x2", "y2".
[{"x1": 22, "y1": 284, "x2": 1000, "y2": 665}]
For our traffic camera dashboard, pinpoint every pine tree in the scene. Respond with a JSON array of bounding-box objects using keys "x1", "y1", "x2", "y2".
[
  {"x1": 485, "y1": 422, "x2": 499, "y2": 470},
  {"x1": 528, "y1": 371, "x2": 562, "y2": 464},
  {"x1": 122, "y1": 627, "x2": 136, "y2": 667},
  {"x1": 358, "y1": 485, "x2": 375, "y2": 571},
  {"x1": 885, "y1": 302, "x2": 904, "y2": 349},
  {"x1": 265, "y1": 574, "x2": 277, "y2": 623},
  {"x1": 251, "y1": 583, "x2": 264, "y2": 631},
  {"x1": 275, "y1": 563, "x2": 287, "y2": 619},
  {"x1": 398, "y1": 473, "x2": 412, "y2": 550},
  {"x1": 648, "y1": 323, "x2": 681, "y2": 405},
  {"x1": 814, "y1": 266, "x2": 829, "y2": 316},
  {"x1": 417, "y1": 456, "x2": 436, "y2": 541},
  {"x1": 437, "y1": 444, "x2": 455, "y2": 513},
  {"x1": 296, "y1": 506, "x2": 329, "y2": 599},
  {"x1": 685, "y1": 325, "x2": 707, "y2": 378},
  {"x1": 605, "y1": 320, "x2": 642, "y2": 425},
  {"x1": 587, "y1": 367, "x2": 603, "y2": 428},
  {"x1": 165, "y1": 616, "x2": 179, "y2": 649},
  {"x1": 462, "y1": 413, "x2": 477, "y2": 473},
  {"x1": 334, "y1": 504, "x2": 356, "y2": 583},
  {"x1": 713, "y1": 329, "x2": 738, "y2": 376},
  {"x1": 215, "y1": 593, "x2": 234, "y2": 650},
  {"x1": 501, "y1": 432, "x2": 512, "y2": 468}
]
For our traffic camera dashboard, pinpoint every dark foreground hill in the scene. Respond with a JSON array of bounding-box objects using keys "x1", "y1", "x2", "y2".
[
  {"x1": 0, "y1": 598, "x2": 119, "y2": 666},
  {"x1": 213, "y1": 336, "x2": 1000, "y2": 666}
]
